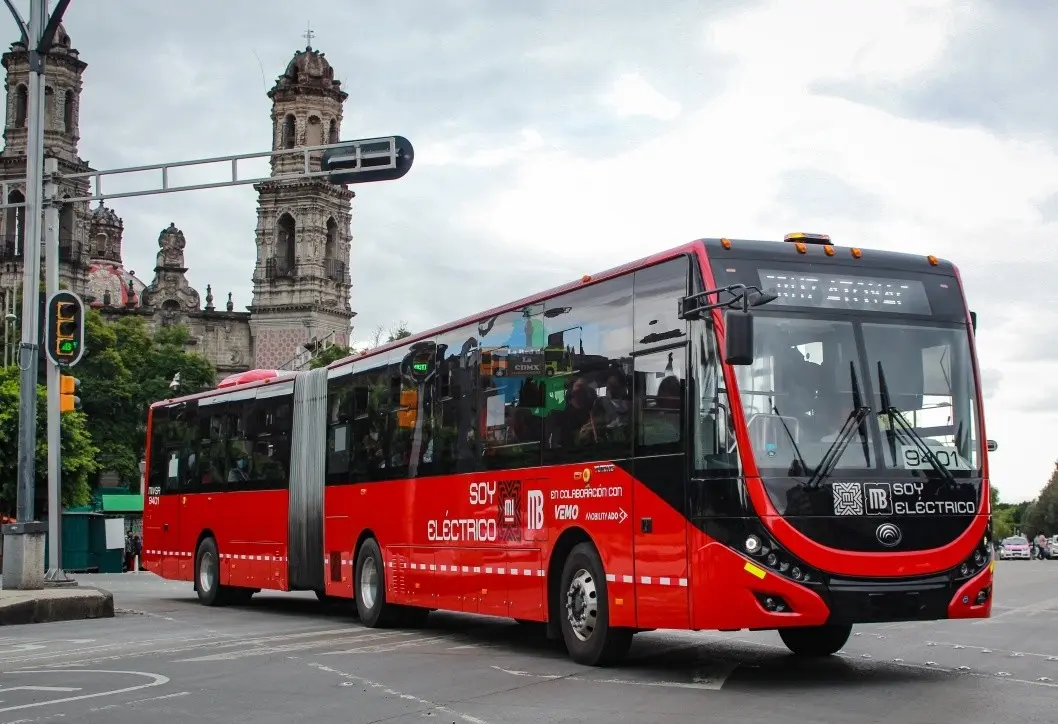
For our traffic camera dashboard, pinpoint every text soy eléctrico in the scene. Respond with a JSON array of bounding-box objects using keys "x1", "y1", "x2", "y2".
[{"x1": 550, "y1": 486, "x2": 622, "y2": 501}]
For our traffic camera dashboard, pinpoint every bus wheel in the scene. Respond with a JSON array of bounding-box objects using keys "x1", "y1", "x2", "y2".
[
  {"x1": 558, "y1": 542, "x2": 633, "y2": 666},
  {"x1": 778, "y1": 623, "x2": 852, "y2": 657},
  {"x1": 354, "y1": 537, "x2": 394, "y2": 627},
  {"x1": 195, "y1": 538, "x2": 226, "y2": 606}
]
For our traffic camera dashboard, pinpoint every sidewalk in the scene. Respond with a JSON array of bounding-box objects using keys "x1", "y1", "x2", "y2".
[{"x1": 0, "y1": 577, "x2": 114, "y2": 626}]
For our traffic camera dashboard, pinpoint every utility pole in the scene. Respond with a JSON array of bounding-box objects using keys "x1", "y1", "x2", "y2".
[
  {"x1": 42, "y1": 156, "x2": 73, "y2": 584},
  {"x1": 0, "y1": 135, "x2": 413, "y2": 587},
  {"x1": 0, "y1": 0, "x2": 73, "y2": 590}
]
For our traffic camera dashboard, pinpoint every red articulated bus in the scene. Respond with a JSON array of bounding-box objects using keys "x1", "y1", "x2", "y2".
[{"x1": 143, "y1": 233, "x2": 994, "y2": 666}]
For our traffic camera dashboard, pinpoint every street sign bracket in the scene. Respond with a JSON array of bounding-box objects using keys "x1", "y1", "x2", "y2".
[{"x1": 0, "y1": 137, "x2": 413, "y2": 209}]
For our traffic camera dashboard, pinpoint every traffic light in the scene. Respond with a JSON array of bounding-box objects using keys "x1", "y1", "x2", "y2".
[
  {"x1": 59, "y1": 374, "x2": 80, "y2": 413},
  {"x1": 45, "y1": 290, "x2": 85, "y2": 367},
  {"x1": 321, "y1": 136, "x2": 414, "y2": 185}
]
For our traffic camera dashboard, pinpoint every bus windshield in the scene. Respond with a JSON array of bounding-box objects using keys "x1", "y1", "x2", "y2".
[{"x1": 733, "y1": 313, "x2": 982, "y2": 479}]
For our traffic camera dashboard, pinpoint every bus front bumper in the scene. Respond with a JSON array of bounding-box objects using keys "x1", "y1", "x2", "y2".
[{"x1": 693, "y1": 543, "x2": 993, "y2": 631}]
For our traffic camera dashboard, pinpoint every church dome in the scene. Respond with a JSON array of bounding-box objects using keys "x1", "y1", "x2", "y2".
[
  {"x1": 282, "y1": 47, "x2": 335, "y2": 83},
  {"x1": 269, "y1": 44, "x2": 346, "y2": 101},
  {"x1": 91, "y1": 202, "x2": 121, "y2": 227},
  {"x1": 86, "y1": 262, "x2": 148, "y2": 309}
]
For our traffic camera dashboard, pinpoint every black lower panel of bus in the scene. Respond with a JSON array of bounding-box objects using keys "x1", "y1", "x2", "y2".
[{"x1": 823, "y1": 573, "x2": 953, "y2": 623}]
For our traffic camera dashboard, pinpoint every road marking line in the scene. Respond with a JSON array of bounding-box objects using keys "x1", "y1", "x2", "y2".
[
  {"x1": 320, "y1": 635, "x2": 449, "y2": 655},
  {"x1": 490, "y1": 665, "x2": 735, "y2": 691},
  {"x1": 174, "y1": 631, "x2": 409, "y2": 662},
  {"x1": 0, "y1": 670, "x2": 169, "y2": 714},
  {"x1": 309, "y1": 661, "x2": 492, "y2": 724}
]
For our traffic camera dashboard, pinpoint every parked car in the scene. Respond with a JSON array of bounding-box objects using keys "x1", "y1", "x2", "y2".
[
  {"x1": 999, "y1": 536, "x2": 1032, "y2": 560},
  {"x1": 1048, "y1": 535, "x2": 1058, "y2": 560}
]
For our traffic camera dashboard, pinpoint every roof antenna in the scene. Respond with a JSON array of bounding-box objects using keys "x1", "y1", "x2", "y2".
[{"x1": 303, "y1": 22, "x2": 314, "y2": 50}]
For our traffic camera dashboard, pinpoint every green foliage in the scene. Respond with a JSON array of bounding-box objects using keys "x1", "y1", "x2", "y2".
[
  {"x1": 309, "y1": 344, "x2": 352, "y2": 370},
  {"x1": 387, "y1": 322, "x2": 412, "y2": 342},
  {"x1": 77, "y1": 310, "x2": 215, "y2": 491},
  {"x1": 0, "y1": 364, "x2": 98, "y2": 517},
  {"x1": 1023, "y1": 464, "x2": 1058, "y2": 535}
]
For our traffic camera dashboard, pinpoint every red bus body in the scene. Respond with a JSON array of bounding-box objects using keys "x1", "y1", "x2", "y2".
[{"x1": 143, "y1": 236, "x2": 993, "y2": 665}]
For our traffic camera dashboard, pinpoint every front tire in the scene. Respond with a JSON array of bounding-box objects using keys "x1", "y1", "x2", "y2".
[
  {"x1": 778, "y1": 623, "x2": 852, "y2": 657},
  {"x1": 558, "y1": 542, "x2": 633, "y2": 666}
]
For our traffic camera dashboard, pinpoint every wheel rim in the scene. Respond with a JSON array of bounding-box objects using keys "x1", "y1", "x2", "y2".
[
  {"x1": 360, "y1": 556, "x2": 379, "y2": 610},
  {"x1": 198, "y1": 549, "x2": 217, "y2": 593},
  {"x1": 565, "y1": 568, "x2": 598, "y2": 642}
]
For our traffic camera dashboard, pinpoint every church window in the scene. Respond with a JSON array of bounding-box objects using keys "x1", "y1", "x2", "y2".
[
  {"x1": 277, "y1": 213, "x2": 296, "y2": 273},
  {"x1": 6, "y1": 190, "x2": 24, "y2": 254},
  {"x1": 63, "y1": 89, "x2": 75, "y2": 131},
  {"x1": 282, "y1": 114, "x2": 296, "y2": 149},
  {"x1": 306, "y1": 115, "x2": 323, "y2": 146},
  {"x1": 328, "y1": 119, "x2": 338, "y2": 144},
  {"x1": 14, "y1": 85, "x2": 26, "y2": 127}
]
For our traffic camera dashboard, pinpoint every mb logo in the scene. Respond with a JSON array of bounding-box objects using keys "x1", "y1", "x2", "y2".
[
  {"x1": 526, "y1": 490, "x2": 544, "y2": 531},
  {"x1": 864, "y1": 483, "x2": 894, "y2": 515}
]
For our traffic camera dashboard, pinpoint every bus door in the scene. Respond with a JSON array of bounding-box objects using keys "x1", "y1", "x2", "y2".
[
  {"x1": 145, "y1": 402, "x2": 194, "y2": 580},
  {"x1": 630, "y1": 258, "x2": 693, "y2": 630}
]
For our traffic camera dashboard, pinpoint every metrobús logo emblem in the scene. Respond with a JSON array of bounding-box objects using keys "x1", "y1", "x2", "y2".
[{"x1": 875, "y1": 522, "x2": 902, "y2": 547}]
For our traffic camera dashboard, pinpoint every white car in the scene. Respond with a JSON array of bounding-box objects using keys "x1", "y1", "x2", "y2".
[{"x1": 998, "y1": 536, "x2": 1031, "y2": 560}]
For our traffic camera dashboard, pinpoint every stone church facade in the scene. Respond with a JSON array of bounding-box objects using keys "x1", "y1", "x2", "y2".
[{"x1": 0, "y1": 26, "x2": 355, "y2": 379}]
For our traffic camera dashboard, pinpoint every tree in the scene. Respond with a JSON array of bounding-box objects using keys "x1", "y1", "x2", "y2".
[
  {"x1": 1023, "y1": 463, "x2": 1058, "y2": 535},
  {"x1": 309, "y1": 344, "x2": 352, "y2": 369},
  {"x1": 77, "y1": 311, "x2": 215, "y2": 491},
  {"x1": 387, "y1": 321, "x2": 412, "y2": 342},
  {"x1": 0, "y1": 364, "x2": 98, "y2": 517}
]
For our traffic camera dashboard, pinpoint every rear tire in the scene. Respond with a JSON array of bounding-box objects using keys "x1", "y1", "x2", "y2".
[
  {"x1": 195, "y1": 538, "x2": 226, "y2": 606},
  {"x1": 778, "y1": 623, "x2": 852, "y2": 657},
  {"x1": 558, "y1": 542, "x2": 633, "y2": 666},
  {"x1": 354, "y1": 537, "x2": 396, "y2": 627}
]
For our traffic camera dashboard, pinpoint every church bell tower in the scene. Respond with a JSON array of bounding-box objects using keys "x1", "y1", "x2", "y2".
[{"x1": 249, "y1": 31, "x2": 355, "y2": 369}]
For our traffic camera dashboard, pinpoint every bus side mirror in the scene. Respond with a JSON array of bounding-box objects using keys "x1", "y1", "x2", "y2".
[
  {"x1": 724, "y1": 310, "x2": 755, "y2": 366},
  {"x1": 971, "y1": 310, "x2": 977, "y2": 332},
  {"x1": 987, "y1": 440, "x2": 997, "y2": 452}
]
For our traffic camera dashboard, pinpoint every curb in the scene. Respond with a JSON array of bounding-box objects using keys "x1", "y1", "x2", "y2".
[{"x1": 0, "y1": 586, "x2": 115, "y2": 626}]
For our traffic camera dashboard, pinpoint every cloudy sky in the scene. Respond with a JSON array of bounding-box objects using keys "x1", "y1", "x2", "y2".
[{"x1": 7, "y1": 0, "x2": 1056, "y2": 502}]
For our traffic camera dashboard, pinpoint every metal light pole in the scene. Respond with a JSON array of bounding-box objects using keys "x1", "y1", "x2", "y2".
[
  {"x1": 1, "y1": 0, "x2": 73, "y2": 590},
  {"x1": 0, "y1": 133, "x2": 413, "y2": 587},
  {"x1": 42, "y1": 156, "x2": 72, "y2": 584}
]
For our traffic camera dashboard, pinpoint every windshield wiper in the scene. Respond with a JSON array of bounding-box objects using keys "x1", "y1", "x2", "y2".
[
  {"x1": 876, "y1": 361, "x2": 958, "y2": 488},
  {"x1": 804, "y1": 404, "x2": 870, "y2": 489},
  {"x1": 771, "y1": 401, "x2": 810, "y2": 476},
  {"x1": 804, "y1": 361, "x2": 871, "y2": 489},
  {"x1": 848, "y1": 361, "x2": 871, "y2": 467}
]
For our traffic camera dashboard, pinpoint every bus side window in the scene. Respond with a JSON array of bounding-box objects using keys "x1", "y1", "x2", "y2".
[
  {"x1": 634, "y1": 348, "x2": 687, "y2": 455},
  {"x1": 201, "y1": 402, "x2": 228, "y2": 488},
  {"x1": 692, "y1": 320, "x2": 740, "y2": 472},
  {"x1": 326, "y1": 375, "x2": 354, "y2": 484},
  {"x1": 254, "y1": 394, "x2": 292, "y2": 486}
]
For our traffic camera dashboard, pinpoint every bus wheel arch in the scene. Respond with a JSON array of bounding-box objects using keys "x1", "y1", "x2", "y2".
[
  {"x1": 546, "y1": 528, "x2": 592, "y2": 640},
  {"x1": 552, "y1": 536, "x2": 634, "y2": 666}
]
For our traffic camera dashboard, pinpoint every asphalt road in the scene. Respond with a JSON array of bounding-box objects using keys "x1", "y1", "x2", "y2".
[{"x1": 1, "y1": 561, "x2": 1056, "y2": 724}]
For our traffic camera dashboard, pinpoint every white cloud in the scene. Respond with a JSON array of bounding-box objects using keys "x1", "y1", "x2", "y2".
[
  {"x1": 602, "y1": 73, "x2": 682, "y2": 121},
  {"x1": 463, "y1": 0, "x2": 1058, "y2": 501}
]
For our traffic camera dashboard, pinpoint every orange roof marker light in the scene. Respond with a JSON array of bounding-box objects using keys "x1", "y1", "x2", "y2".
[
  {"x1": 927, "y1": 255, "x2": 939, "y2": 266},
  {"x1": 720, "y1": 238, "x2": 732, "y2": 249}
]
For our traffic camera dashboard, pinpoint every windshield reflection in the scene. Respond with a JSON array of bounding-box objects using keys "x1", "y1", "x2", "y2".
[{"x1": 733, "y1": 314, "x2": 981, "y2": 478}]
